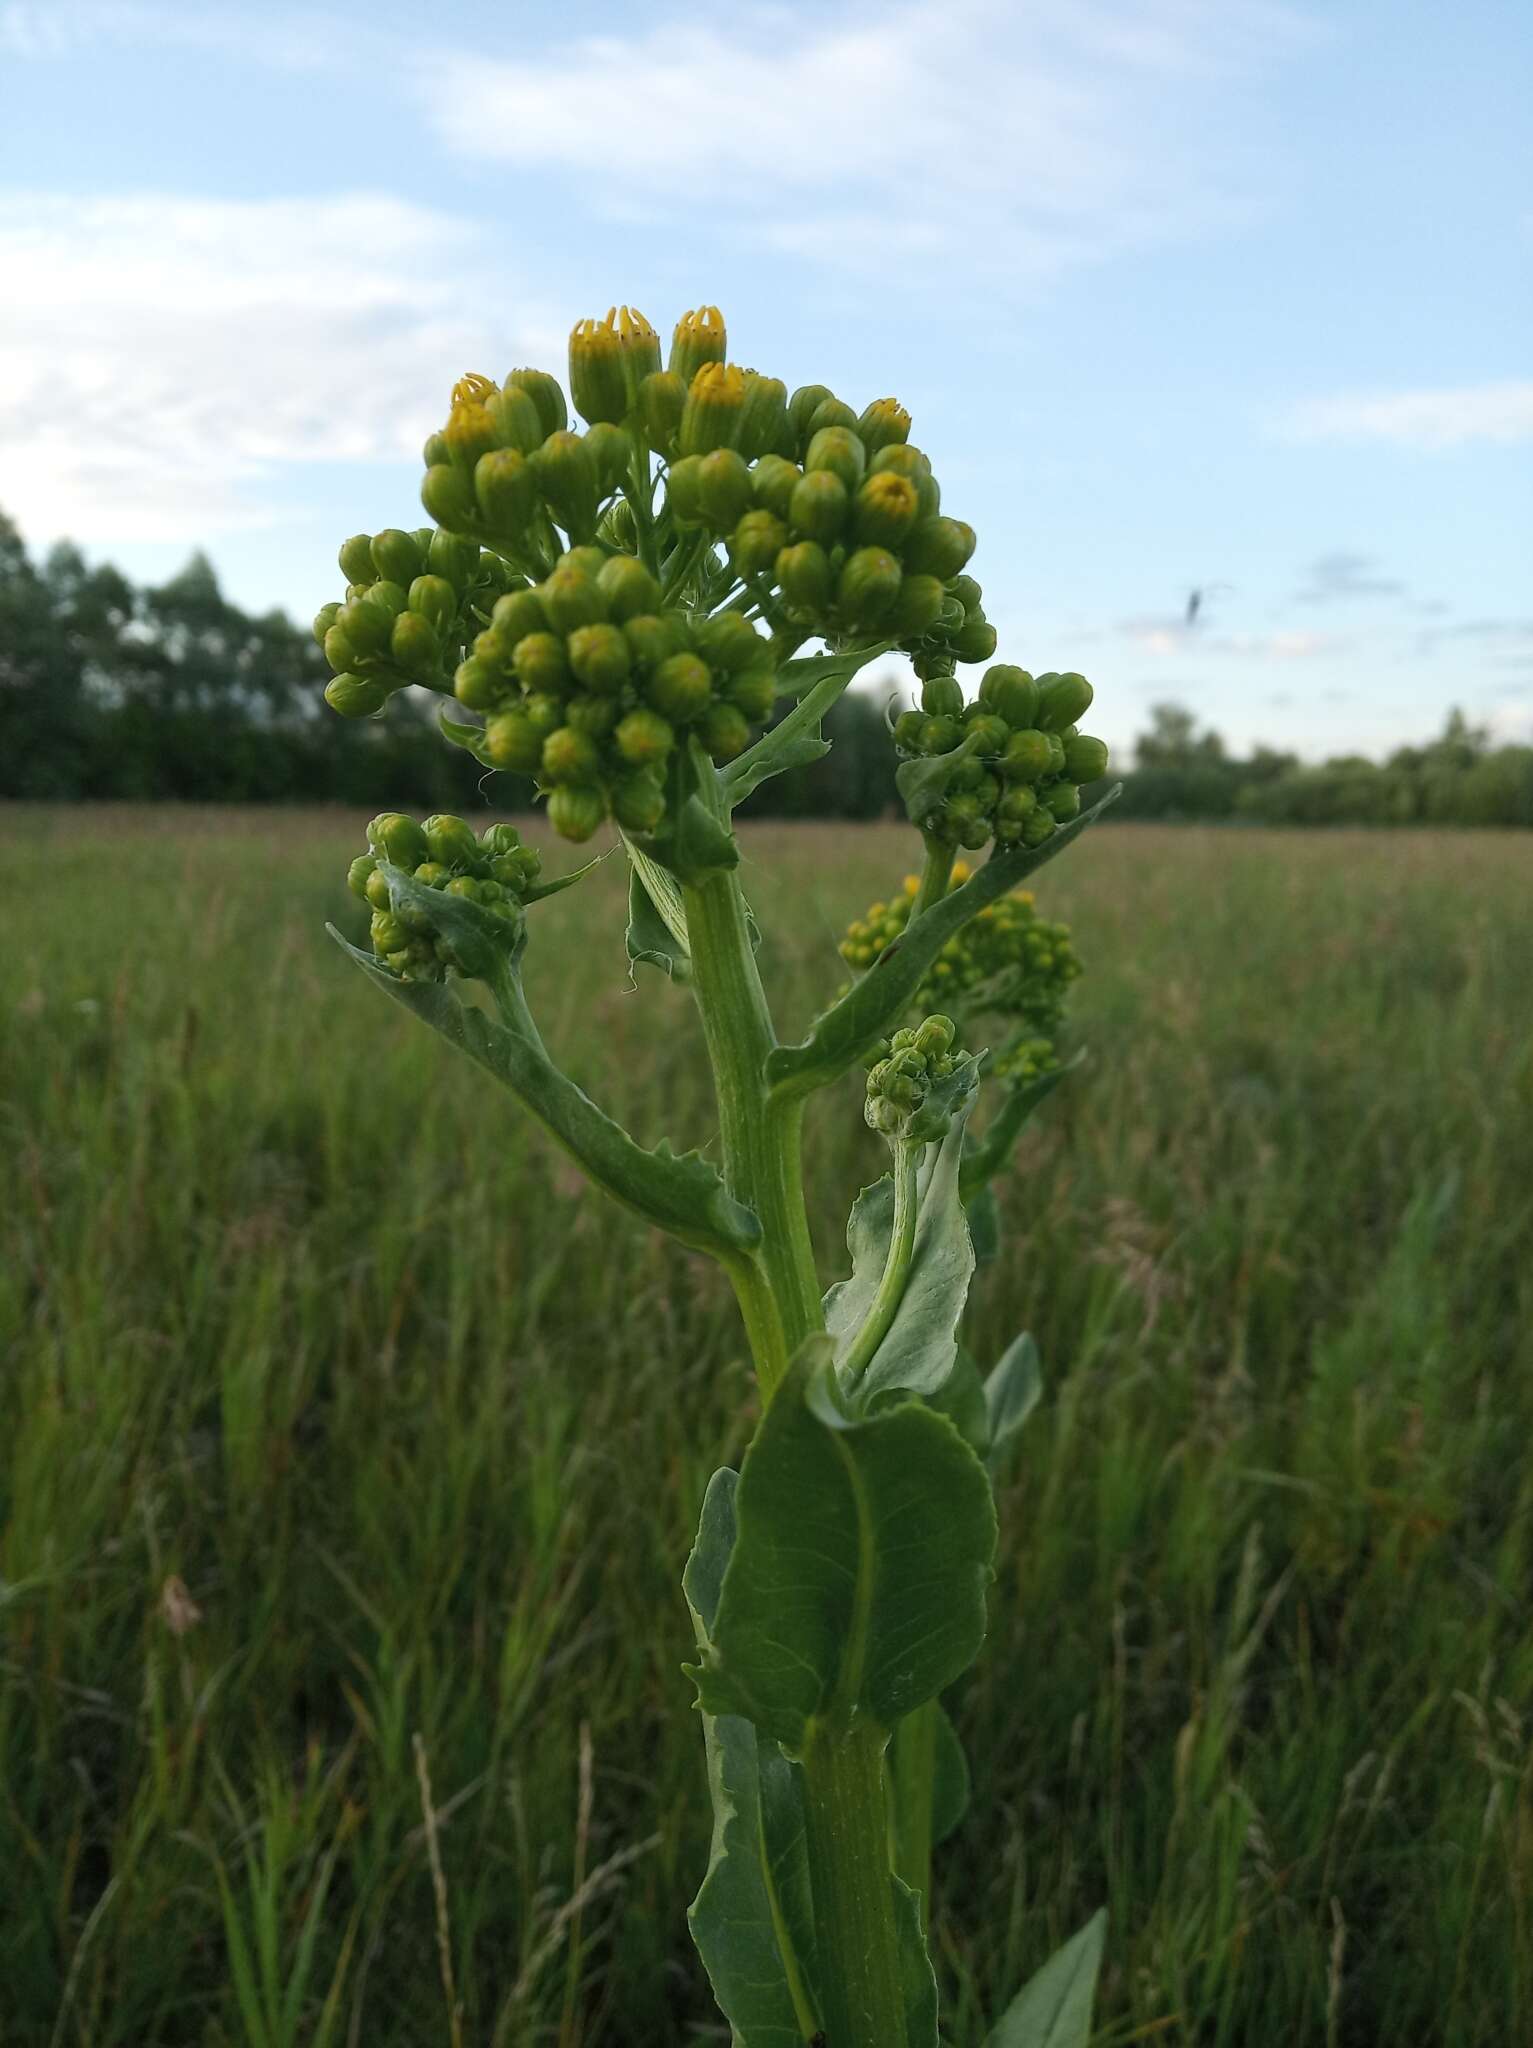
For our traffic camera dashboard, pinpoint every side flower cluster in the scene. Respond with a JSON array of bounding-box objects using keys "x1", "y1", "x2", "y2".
[
  {"x1": 864, "y1": 1015, "x2": 961, "y2": 1137},
  {"x1": 452, "y1": 546, "x2": 777, "y2": 843},
  {"x1": 842, "y1": 872, "x2": 1080, "y2": 1082},
  {"x1": 315, "y1": 528, "x2": 514, "y2": 714},
  {"x1": 894, "y1": 666, "x2": 1110, "y2": 850},
  {"x1": 347, "y1": 813, "x2": 541, "y2": 982}
]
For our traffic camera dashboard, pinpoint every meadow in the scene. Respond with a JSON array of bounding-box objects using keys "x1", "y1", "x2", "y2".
[{"x1": 2, "y1": 806, "x2": 1530, "y2": 2048}]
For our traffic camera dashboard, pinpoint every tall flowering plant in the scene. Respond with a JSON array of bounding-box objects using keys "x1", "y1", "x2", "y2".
[{"x1": 318, "y1": 305, "x2": 1118, "y2": 2047}]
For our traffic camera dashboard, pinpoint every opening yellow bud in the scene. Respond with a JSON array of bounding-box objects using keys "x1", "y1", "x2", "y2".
[{"x1": 452, "y1": 372, "x2": 498, "y2": 408}]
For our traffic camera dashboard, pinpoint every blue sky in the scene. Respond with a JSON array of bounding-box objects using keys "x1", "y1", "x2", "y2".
[{"x1": 2, "y1": 0, "x2": 1528, "y2": 760}]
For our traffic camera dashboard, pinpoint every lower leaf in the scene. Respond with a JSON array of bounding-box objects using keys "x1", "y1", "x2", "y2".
[{"x1": 984, "y1": 1910, "x2": 1108, "y2": 2048}]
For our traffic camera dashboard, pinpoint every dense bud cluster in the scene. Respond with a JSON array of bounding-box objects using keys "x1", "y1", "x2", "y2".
[
  {"x1": 863, "y1": 1015, "x2": 961, "y2": 1137},
  {"x1": 893, "y1": 665, "x2": 1110, "y2": 850},
  {"x1": 842, "y1": 872, "x2": 1080, "y2": 1082},
  {"x1": 347, "y1": 813, "x2": 541, "y2": 981},
  {"x1": 315, "y1": 528, "x2": 515, "y2": 715},
  {"x1": 452, "y1": 545, "x2": 779, "y2": 842}
]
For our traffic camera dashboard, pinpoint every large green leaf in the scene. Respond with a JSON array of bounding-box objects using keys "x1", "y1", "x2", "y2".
[
  {"x1": 823, "y1": 1107, "x2": 977, "y2": 1409},
  {"x1": 766, "y1": 787, "x2": 1121, "y2": 1102},
  {"x1": 985, "y1": 1910, "x2": 1107, "y2": 2048},
  {"x1": 985, "y1": 1334, "x2": 1043, "y2": 1477},
  {"x1": 683, "y1": 1471, "x2": 821, "y2": 2047},
  {"x1": 691, "y1": 1341, "x2": 997, "y2": 1750},
  {"x1": 327, "y1": 927, "x2": 759, "y2": 1256}
]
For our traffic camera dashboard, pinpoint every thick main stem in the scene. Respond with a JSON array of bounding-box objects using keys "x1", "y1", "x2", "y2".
[{"x1": 801, "y1": 1720, "x2": 909, "y2": 2048}]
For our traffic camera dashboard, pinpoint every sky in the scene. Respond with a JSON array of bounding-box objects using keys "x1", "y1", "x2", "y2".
[{"x1": 1, "y1": 0, "x2": 1529, "y2": 762}]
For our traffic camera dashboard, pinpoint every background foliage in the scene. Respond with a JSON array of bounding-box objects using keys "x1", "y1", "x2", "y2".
[{"x1": 3, "y1": 809, "x2": 1529, "y2": 2045}]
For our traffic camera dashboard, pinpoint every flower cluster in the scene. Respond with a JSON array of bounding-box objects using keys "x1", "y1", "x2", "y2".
[
  {"x1": 864, "y1": 1015, "x2": 961, "y2": 1138},
  {"x1": 842, "y1": 871, "x2": 1080, "y2": 1082},
  {"x1": 893, "y1": 666, "x2": 1110, "y2": 850},
  {"x1": 347, "y1": 813, "x2": 541, "y2": 982},
  {"x1": 315, "y1": 528, "x2": 514, "y2": 715},
  {"x1": 452, "y1": 545, "x2": 777, "y2": 843}
]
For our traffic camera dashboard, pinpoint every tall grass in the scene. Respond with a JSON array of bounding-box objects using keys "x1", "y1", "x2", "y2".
[{"x1": 2, "y1": 808, "x2": 1529, "y2": 2046}]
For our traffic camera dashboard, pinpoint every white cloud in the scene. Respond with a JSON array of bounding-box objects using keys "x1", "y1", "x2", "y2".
[
  {"x1": 1117, "y1": 615, "x2": 1344, "y2": 660},
  {"x1": 0, "y1": 192, "x2": 560, "y2": 546},
  {"x1": 1282, "y1": 381, "x2": 1533, "y2": 450},
  {"x1": 421, "y1": 0, "x2": 1310, "y2": 280},
  {"x1": 0, "y1": 1, "x2": 339, "y2": 67}
]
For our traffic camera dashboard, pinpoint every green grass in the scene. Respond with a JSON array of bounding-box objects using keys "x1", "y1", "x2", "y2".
[{"x1": 2, "y1": 807, "x2": 1530, "y2": 2047}]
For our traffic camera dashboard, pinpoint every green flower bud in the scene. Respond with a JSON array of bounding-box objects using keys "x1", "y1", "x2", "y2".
[
  {"x1": 1045, "y1": 730, "x2": 1067, "y2": 775},
  {"x1": 541, "y1": 725, "x2": 601, "y2": 785},
  {"x1": 727, "y1": 665, "x2": 778, "y2": 721},
  {"x1": 423, "y1": 432, "x2": 450, "y2": 468},
  {"x1": 1021, "y1": 808, "x2": 1056, "y2": 848},
  {"x1": 697, "y1": 446, "x2": 753, "y2": 530},
  {"x1": 730, "y1": 509, "x2": 788, "y2": 576},
  {"x1": 649, "y1": 651, "x2": 713, "y2": 721},
  {"x1": 776, "y1": 540, "x2": 833, "y2": 613},
  {"x1": 805, "y1": 396, "x2": 859, "y2": 442},
  {"x1": 680, "y1": 364, "x2": 749, "y2": 458},
  {"x1": 872, "y1": 443, "x2": 939, "y2": 521},
  {"x1": 616, "y1": 707, "x2": 676, "y2": 766},
  {"x1": 480, "y1": 823, "x2": 524, "y2": 859},
  {"x1": 568, "y1": 621, "x2": 632, "y2": 694},
  {"x1": 788, "y1": 469, "x2": 849, "y2": 546},
  {"x1": 805, "y1": 425, "x2": 866, "y2": 495},
  {"x1": 599, "y1": 496, "x2": 639, "y2": 550},
  {"x1": 474, "y1": 449, "x2": 539, "y2": 538},
  {"x1": 853, "y1": 470, "x2": 920, "y2": 548},
  {"x1": 787, "y1": 383, "x2": 834, "y2": 443},
  {"x1": 444, "y1": 398, "x2": 500, "y2": 470},
  {"x1": 569, "y1": 315, "x2": 629, "y2": 425},
  {"x1": 371, "y1": 910, "x2": 410, "y2": 955},
  {"x1": 612, "y1": 769, "x2": 666, "y2": 833},
  {"x1": 751, "y1": 453, "x2": 800, "y2": 521},
  {"x1": 953, "y1": 616, "x2": 998, "y2": 663},
  {"x1": 422, "y1": 814, "x2": 481, "y2": 867},
  {"x1": 997, "y1": 784, "x2": 1038, "y2": 823},
  {"x1": 507, "y1": 367, "x2": 568, "y2": 439},
  {"x1": 532, "y1": 430, "x2": 599, "y2": 540},
  {"x1": 625, "y1": 612, "x2": 685, "y2": 671},
  {"x1": 893, "y1": 707, "x2": 926, "y2": 750},
  {"x1": 407, "y1": 574, "x2": 457, "y2": 635},
  {"x1": 669, "y1": 305, "x2": 727, "y2": 385},
  {"x1": 371, "y1": 529, "x2": 423, "y2": 586},
  {"x1": 919, "y1": 714, "x2": 962, "y2": 754},
  {"x1": 562, "y1": 545, "x2": 607, "y2": 580},
  {"x1": 904, "y1": 517, "x2": 976, "y2": 581},
  {"x1": 696, "y1": 610, "x2": 766, "y2": 673},
  {"x1": 347, "y1": 853, "x2": 378, "y2": 900},
  {"x1": 584, "y1": 421, "x2": 631, "y2": 495},
  {"x1": 489, "y1": 587, "x2": 546, "y2": 644},
  {"x1": 323, "y1": 622, "x2": 361, "y2": 674},
  {"x1": 523, "y1": 691, "x2": 564, "y2": 738},
  {"x1": 857, "y1": 397, "x2": 911, "y2": 454},
  {"x1": 537, "y1": 561, "x2": 604, "y2": 636},
  {"x1": 365, "y1": 581, "x2": 409, "y2": 624},
  {"x1": 736, "y1": 373, "x2": 789, "y2": 461},
  {"x1": 914, "y1": 1013, "x2": 955, "y2": 1056},
  {"x1": 368, "y1": 813, "x2": 430, "y2": 868},
  {"x1": 1044, "y1": 780, "x2": 1082, "y2": 822},
  {"x1": 428, "y1": 531, "x2": 479, "y2": 590},
  {"x1": 701, "y1": 700, "x2": 751, "y2": 761},
  {"x1": 365, "y1": 866, "x2": 396, "y2": 910},
  {"x1": 921, "y1": 673, "x2": 964, "y2": 717},
  {"x1": 639, "y1": 370, "x2": 686, "y2": 457},
  {"x1": 484, "y1": 711, "x2": 543, "y2": 773},
  {"x1": 596, "y1": 553, "x2": 663, "y2": 622},
  {"x1": 454, "y1": 657, "x2": 503, "y2": 711},
  {"x1": 1001, "y1": 729, "x2": 1052, "y2": 782},
  {"x1": 422, "y1": 463, "x2": 479, "y2": 533},
  {"x1": 665, "y1": 454, "x2": 706, "y2": 529},
  {"x1": 391, "y1": 610, "x2": 440, "y2": 679},
  {"x1": 486, "y1": 384, "x2": 545, "y2": 454},
  {"x1": 1038, "y1": 671, "x2": 1094, "y2": 730},
  {"x1": 514, "y1": 631, "x2": 571, "y2": 693},
  {"x1": 1063, "y1": 733, "x2": 1110, "y2": 782},
  {"x1": 890, "y1": 573, "x2": 946, "y2": 638},
  {"x1": 964, "y1": 711, "x2": 1010, "y2": 756},
  {"x1": 978, "y1": 664, "x2": 1038, "y2": 728},
  {"x1": 338, "y1": 534, "x2": 375, "y2": 583},
  {"x1": 313, "y1": 600, "x2": 341, "y2": 647},
  {"x1": 547, "y1": 786, "x2": 607, "y2": 843},
  {"x1": 565, "y1": 692, "x2": 619, "y2": 739},
  {"x1": 837, "y1": 546, "x2": 902, "y2": 627},
  {"x1": 338, "y1": 599, "x2": 390, "y2": 657}
]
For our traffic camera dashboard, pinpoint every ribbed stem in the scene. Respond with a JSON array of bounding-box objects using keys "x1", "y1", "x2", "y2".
[{"x1": 800, "y1": 1720, "x2": 908, "y2": 2048}]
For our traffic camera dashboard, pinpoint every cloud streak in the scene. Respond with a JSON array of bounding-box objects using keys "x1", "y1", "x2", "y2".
[{"x1": 1281, "y1": 381, "x2": 1533, "y2": 449}]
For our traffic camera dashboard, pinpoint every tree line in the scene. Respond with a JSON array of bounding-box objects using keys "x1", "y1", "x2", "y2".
[{"x1": 2, "y1": 516, "x2": 1528, "y2": 826}]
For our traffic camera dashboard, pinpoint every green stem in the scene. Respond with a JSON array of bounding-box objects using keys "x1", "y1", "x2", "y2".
[
  {"x1": 910, "y1": 834, "x2": 955, "y2": 918},
  {"x1": 840, "y1": 1139, "x2": 919, "y2": 1389},
  {"x1": 800, "y1": 1720, "x2": 909, "y2": 2048},
  {"x1": 891, "y1": 1702, "x2": 938, "y2": 1934}
]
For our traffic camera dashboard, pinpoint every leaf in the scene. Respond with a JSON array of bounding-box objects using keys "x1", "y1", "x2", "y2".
[
  {"x1": 985, "y1": 1334, "x2": 1043, "y2": 1476},
  {"x1": 984, "y1": 1910, "x2": 1108, "y2": 2048},
  {"x1": 766, "y1": 786, "x2": 1122, "y2": 1101},
  {"x1": 327, "y1": 928, "x2": 760, "y2": 1256},
  {"x1": 960, "y1": 1051, "x2": 1085, "y2": 1201},
  {"x1": 929, "y1": 1345, "x2": 990, "y2": 1458},
  {"x1": 823, "y1": 1105, "x2": 977, "y2": 1409},
  {"x1": 691, "y1": 1340, "x2": 997, "y2": 1750},
  {"x1": 895, "y1": 740, "x2": 979, "y2": 829},
  {"x1": 629, "y1": 738, "x2": 740, "y2": 883},
  {"x1": 684, "y1": 1471, "x2": 822, "y2": 2047},
  {"x1": 967, "y1": 1183, "x2": 1002, "y2": 1266},
  {"x1": 894, "y1": 1870, "x2": 940, "y2": 2048},
  {"x1": 723, "y1": 642, "x2": 892, "y2": 809},
  {"x1": 626, "y1": 863, "x2": 692, "y2": 982},
  {"x1": 522, "y1": 857, "x2": 601, "y2": 905},
  {"x1": 931, "y1": 1702, "x2": 972, "y2": 1846},
  {"x1": 439, "y1": 710, "x2": 495, "y2": 766}
]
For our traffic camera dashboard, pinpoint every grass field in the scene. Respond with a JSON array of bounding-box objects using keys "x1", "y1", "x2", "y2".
[{"x1": 2, "y1": 806, "x2": 1530, "y2": 2048}]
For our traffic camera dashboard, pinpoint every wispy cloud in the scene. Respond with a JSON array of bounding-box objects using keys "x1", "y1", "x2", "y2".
[
  {"x1": 1292, "y1": 551, "x2": 1405, "y2": 604},
  {"x1": 1117, "y1": 615, "x2": 1344, "y2": 660},
  {"x1": 421, "y1": 1, "x2": 1310, "y2": 281},
  {"x1": 1281, "y1": 381, "x2": 1533, "y2": 449},
  {"x1": 0, "y1": 0, "x2": 341, "y2": 66},
  {"x1": 0, "y1": 192, "x2": 559, "y2": 546}
]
